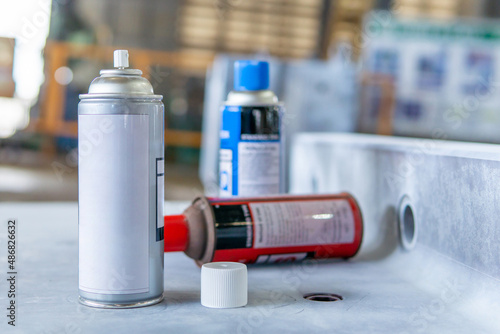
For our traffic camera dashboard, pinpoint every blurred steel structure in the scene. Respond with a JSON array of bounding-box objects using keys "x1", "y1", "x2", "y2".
[
  {"x1": 393, "y1": 0, "x2": 488, "y2": 19},
  {"x1": 179, "y1": 0, "x2": 324, "y2": 59},
  {"x1": 324, "y1": 0, "x2": 375, "y2": 59}
]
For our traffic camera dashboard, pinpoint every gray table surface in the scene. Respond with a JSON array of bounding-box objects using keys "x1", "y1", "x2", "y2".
[{"x1": 0, "y1": 202, "x2": 498, "y2": 334}]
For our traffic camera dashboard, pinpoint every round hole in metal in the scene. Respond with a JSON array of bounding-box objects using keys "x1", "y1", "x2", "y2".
[
  {"x1": 303, "y1": 293, "x2": 343, "y2": 302},
  {"x1": 398, "y1": 196, "x2": 418, "y2": 251},
  {"x1": 402, "y1": 205, "x2": 415, "y2": 245}
]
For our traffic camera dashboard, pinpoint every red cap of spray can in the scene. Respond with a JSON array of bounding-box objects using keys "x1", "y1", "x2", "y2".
[{"x1": 164, "y1": 215, "x2": 189, "y2": 252}]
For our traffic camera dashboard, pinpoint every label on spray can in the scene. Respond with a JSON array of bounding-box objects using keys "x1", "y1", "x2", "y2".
[
  {"x1": 79, "y1": 114, "x2": 150, "y2": 294},
  {"x1": 219, "y1": 105, "x2": 281, "y2": 197},
  {"x1": 210, "y1": 199, "x2": 360, "y2": 264},
  {"x1": 250, "y1": 200, "x2": 355, "y2": 248}
]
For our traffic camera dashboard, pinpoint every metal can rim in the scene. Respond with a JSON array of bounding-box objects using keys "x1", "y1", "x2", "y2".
[{"x1": 79, "y1": 93, "x2": 163, "y2": 100}]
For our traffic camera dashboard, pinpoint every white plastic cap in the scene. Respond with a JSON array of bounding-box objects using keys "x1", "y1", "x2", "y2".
[
  {"x1": 114, "y1": 50, "x2": 129, "y2": 68},
  {"x1": 201, "y1": 262, "x2": 247, "y2": 308}
]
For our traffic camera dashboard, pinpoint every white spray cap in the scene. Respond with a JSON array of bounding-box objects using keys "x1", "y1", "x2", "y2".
[
  {"x1": 201, "y1": 262, "x2": 247, "y2": 308},
  {"x1": 114, "y1": 50, "x2": 129, "y2": 68}
]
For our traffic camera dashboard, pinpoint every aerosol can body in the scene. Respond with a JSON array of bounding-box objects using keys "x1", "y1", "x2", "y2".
[
  {"x1": 219, "y1": 60, "x2": 285, "y2": 197},
  {"x1": 164, "y1": 193, "x2": 363, "y2": 265},
  {"x1": 78, "y1": 50, "x2": 164, "y2": 308}
]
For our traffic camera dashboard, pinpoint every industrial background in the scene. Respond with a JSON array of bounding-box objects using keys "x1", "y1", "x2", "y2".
[{"x1": 2, "y1": 0, "x2": 500, "y2": 201}]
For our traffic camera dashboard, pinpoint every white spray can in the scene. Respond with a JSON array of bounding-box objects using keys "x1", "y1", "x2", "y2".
[{"x1": 78, "y1": 50, "x2": 164, "y2": 308}]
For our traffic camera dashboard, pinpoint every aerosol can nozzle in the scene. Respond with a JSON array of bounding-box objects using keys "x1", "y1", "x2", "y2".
[{"x1": 113, "y1": 50, "x2": 129, "y2": 69}]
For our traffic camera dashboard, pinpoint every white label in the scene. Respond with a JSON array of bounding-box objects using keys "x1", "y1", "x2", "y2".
[
  {"x1": 157, "y1": 175, "x2": 164, "y2": 229},
  {"x1": 157, "y1": 159, "x2": 165, "y2": 174},
  {"x1": 220, "y1": 148, "x2": 233, "y2": 161},
  {"x1": 157, "y1": 159, "x2": 164, "y2": 230},
  {"x1": 237, "y1": 142, "x2": 280, "y2": 196},
  {"x1": 250, "y1": 200, "x2": 355, "y2": 248},
  {"x1": 255, "y1": 253, "x2": 308, "y2": 264},
  {"x1": 79, "y1": 114, "x2": 150, "y2": 294},
  {"x1": 219, "y1": 149, "x2": 233, "y2": 197}
]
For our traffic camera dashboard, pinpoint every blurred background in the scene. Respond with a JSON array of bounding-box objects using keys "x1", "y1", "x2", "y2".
[{"x1": 1, "y1": 0, "x2": 500, "y2": 201}]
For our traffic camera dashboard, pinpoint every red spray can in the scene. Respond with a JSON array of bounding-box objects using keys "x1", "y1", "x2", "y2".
[{"x1": 164, "y1": 193, "x2": 363, "y2": 265}]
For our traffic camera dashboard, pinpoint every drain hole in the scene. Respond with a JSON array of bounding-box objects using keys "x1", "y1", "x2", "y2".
[
  {"x1": 402, "y1": 205, "x2": 415, "y2": 244},
  {"x1": 398, "y1": 196, "x2": 417, "y2": 250},
  {"x1": 303, "y1": 293, "x2": 343, "y2": 302}
]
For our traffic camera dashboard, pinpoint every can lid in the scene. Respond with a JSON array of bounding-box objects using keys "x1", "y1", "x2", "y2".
[
  {"x1": 234, "y1": 60, "x2": 269, "y2": 91},
  {"x1": 80, "y1": 49, "x2": 162, "y2": 99},
  {"x1": 201, "y1": 262, "x2": 248, "y2": 308}
]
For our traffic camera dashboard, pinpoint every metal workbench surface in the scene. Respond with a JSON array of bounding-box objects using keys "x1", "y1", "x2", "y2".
[{"x1": 0, "y1": 201, "x2": 498, "y2": 334}]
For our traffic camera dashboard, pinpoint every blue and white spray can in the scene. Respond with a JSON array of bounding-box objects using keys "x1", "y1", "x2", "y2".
[{"x1": 219, "y1": 60, "x2": 284, "y2": 197}]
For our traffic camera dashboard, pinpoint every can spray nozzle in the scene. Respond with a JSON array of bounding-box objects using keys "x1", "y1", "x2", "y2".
[
  {"x1": 113, "y1": 50, "x2": 129, "y2": 69},
  {"x1": 233, "y1": 60, "x2": 269, "y2": 91},
  {"x1": 164, "y1": 215, "x2": 189, "y2": 252}
]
